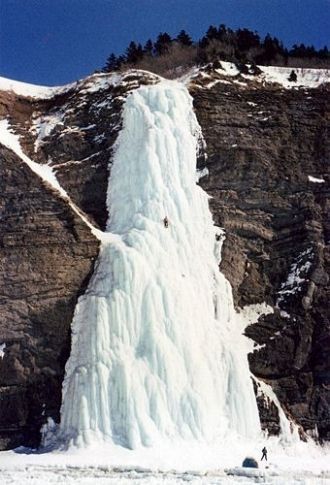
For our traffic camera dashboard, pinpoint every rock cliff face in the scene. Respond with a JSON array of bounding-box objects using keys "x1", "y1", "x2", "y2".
[
  {"x1": 0, "y1": 64, "x2": 328, "y2": 448},
  {"x1": 0, "y1": 144, "x2": 99, "y2": 449},
  {"x1": 191, "y1": 66, "x2": 329, "y2": 440}
]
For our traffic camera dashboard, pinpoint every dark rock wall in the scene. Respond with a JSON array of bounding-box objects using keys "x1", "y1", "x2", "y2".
[
  {"x1": 0, "y1": 146, "x2": 99, "y2": 449},
  {"x1": 191, "y1": 73, "x2": 329, "y2": 440}
]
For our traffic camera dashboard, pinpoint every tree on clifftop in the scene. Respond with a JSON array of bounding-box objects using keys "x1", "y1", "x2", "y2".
[
  {"x1": 143, "y1": 39, "x2": 154, "y2": 56},
  {"x1": 104, "y1": 53, "x2": 127, "y2": 71},
  {"x1": 154, "y1": 32, "x2": 172, "y2": 56},
  {"x1": 176, "y1": 30, "x2": 193, "y2": 47},
  {"x1": 125, "y1": 41, "x2": 144, "y2": 64}
]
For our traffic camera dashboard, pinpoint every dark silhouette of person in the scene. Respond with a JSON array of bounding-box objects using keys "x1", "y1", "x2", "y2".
[
  {"x1": 163, "y1": 216, "x2": 169, "y2": 228},
  {"x1": 261, "y1": 446, "x2": 267, "y2": 461}
]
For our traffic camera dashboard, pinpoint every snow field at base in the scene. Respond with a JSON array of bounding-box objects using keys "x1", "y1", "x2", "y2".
[
  {"x1": 1, "y1": 438, "x2": 329, "y2": 484},
  {"x1": 59, "y1": 80, "x2": 262, "y2": 450}
]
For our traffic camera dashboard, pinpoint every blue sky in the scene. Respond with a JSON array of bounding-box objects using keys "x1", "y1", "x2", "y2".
[{"x1": 0, "y1": 0, "x2": 329, "y2": 86}]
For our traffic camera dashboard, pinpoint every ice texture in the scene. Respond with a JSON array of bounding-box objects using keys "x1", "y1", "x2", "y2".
[{"x1": 59, "y1": 81, "x2": 261, "y2": 449}]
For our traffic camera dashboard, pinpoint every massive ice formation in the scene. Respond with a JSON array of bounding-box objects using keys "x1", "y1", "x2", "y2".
[{"x1": 59, "y1": 81, "x2": 261, "y2": 448}]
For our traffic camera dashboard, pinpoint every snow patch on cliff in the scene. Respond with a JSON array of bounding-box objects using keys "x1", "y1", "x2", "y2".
[
  {"x1": 0, "y1": 119, "x2": 67, "y2": 196},
  {"x1": 196, "y1": 167, "x2": 209, "y2": 181},
  {"x1": 308, "y1": 175, "x2": 325, "y2": 183},
  {"x1": 277, "y1": 248, "x2": 313, "y2": 305},
  {"x1": 0, "y1": 343, "x2": 6, "y2": 359},
  {"x1": 31, "y1": 112, "x2": 65, "y2": 151}
]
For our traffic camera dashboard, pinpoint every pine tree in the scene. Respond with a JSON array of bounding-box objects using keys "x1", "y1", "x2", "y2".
[
  {"x1": 176, "y1": 30, "x2": 193, "y2": 47},
  {"x1": 143, "y1": 39, "x2": 154, "y2": 56},
  {"x1": 217, "y1": 24, "x2": 227, "y2": 42},
  {"x1": 319, "y1": 46, "x2": 329, "y2": 60},
  {"x1": 154, "y1": 32, "x2": 172, "y2": 56},
  {"x1": 290, "y1": 43, "x2": 307, "y2": 58},
  {"x1": 198, "y1": 36, "x2": 209, "y2": 49},
  {"x1": 116, "y1": 55, "x2": 126, "y2": 69},
  {"x1": 236, "y1": 28, "x2": 260, "y2": 51},
  {"x1": 104, "y1": 53, "x2": 118, "y2": 72},
  {"x1": 205, "y1": 25, "x2": 218, "y2": 41},
  {"x1": 125, "y1": 41, "x2": 144, "y2": 64},
  {"x1": 262, "y1": 34, "x2": 281, "y2": 64}
]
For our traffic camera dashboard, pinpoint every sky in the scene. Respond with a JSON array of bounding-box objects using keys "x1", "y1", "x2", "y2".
[{"x1": 0, "y1": 0, "x2": 329, "y2": 86}]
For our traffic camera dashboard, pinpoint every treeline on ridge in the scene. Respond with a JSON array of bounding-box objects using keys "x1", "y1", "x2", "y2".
[{"x1": 102, "y1": 25, "x2": 329, "y2": 76}]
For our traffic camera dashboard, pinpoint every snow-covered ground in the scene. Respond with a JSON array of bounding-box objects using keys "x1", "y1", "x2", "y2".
[{"x1": 1, "y1": 439, "x2": 329, "y2": 484}]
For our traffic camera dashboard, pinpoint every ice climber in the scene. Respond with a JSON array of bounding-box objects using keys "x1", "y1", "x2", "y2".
[
  {"x1": 163, "y1": 216, "x2": 169, "y2": 228},
  {"x1": 261, "y1": 447, "x2": 267, "y2": 461}
]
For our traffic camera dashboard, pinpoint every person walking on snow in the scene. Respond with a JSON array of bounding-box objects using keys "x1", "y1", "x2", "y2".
[
  {"x1": 163, "y1": 216, "x2": 169, "y2": 228},
  {"x1": 261, "y1": 447, "x2": 267, "y2": 461}
]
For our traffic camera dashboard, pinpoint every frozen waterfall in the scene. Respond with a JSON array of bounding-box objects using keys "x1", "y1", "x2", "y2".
[{"x1": 59, "y1": 81, "x2": 261, "y2": 449}]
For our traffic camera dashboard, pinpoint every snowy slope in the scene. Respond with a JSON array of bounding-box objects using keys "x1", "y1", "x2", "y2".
[
  {"x1": 0, "y1": 62, "x2": 328, "y2": 101},
  {"x1": 0, "y1": 75, "x2": 73, "y2": 98},
  {"x1": 187, "y1": 61, "x2": 329, "y2": 89},
  {"x1": 258, "y1": 65, "x2": 329, "y2": 88},
  {"x1": 0, "y1": 72, "x2": 123, "y2": 99}
]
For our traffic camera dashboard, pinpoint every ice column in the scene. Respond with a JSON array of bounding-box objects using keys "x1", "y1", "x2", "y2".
[{"x1": 59, "y1": 81, "x2": 261, "y2": 448}]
